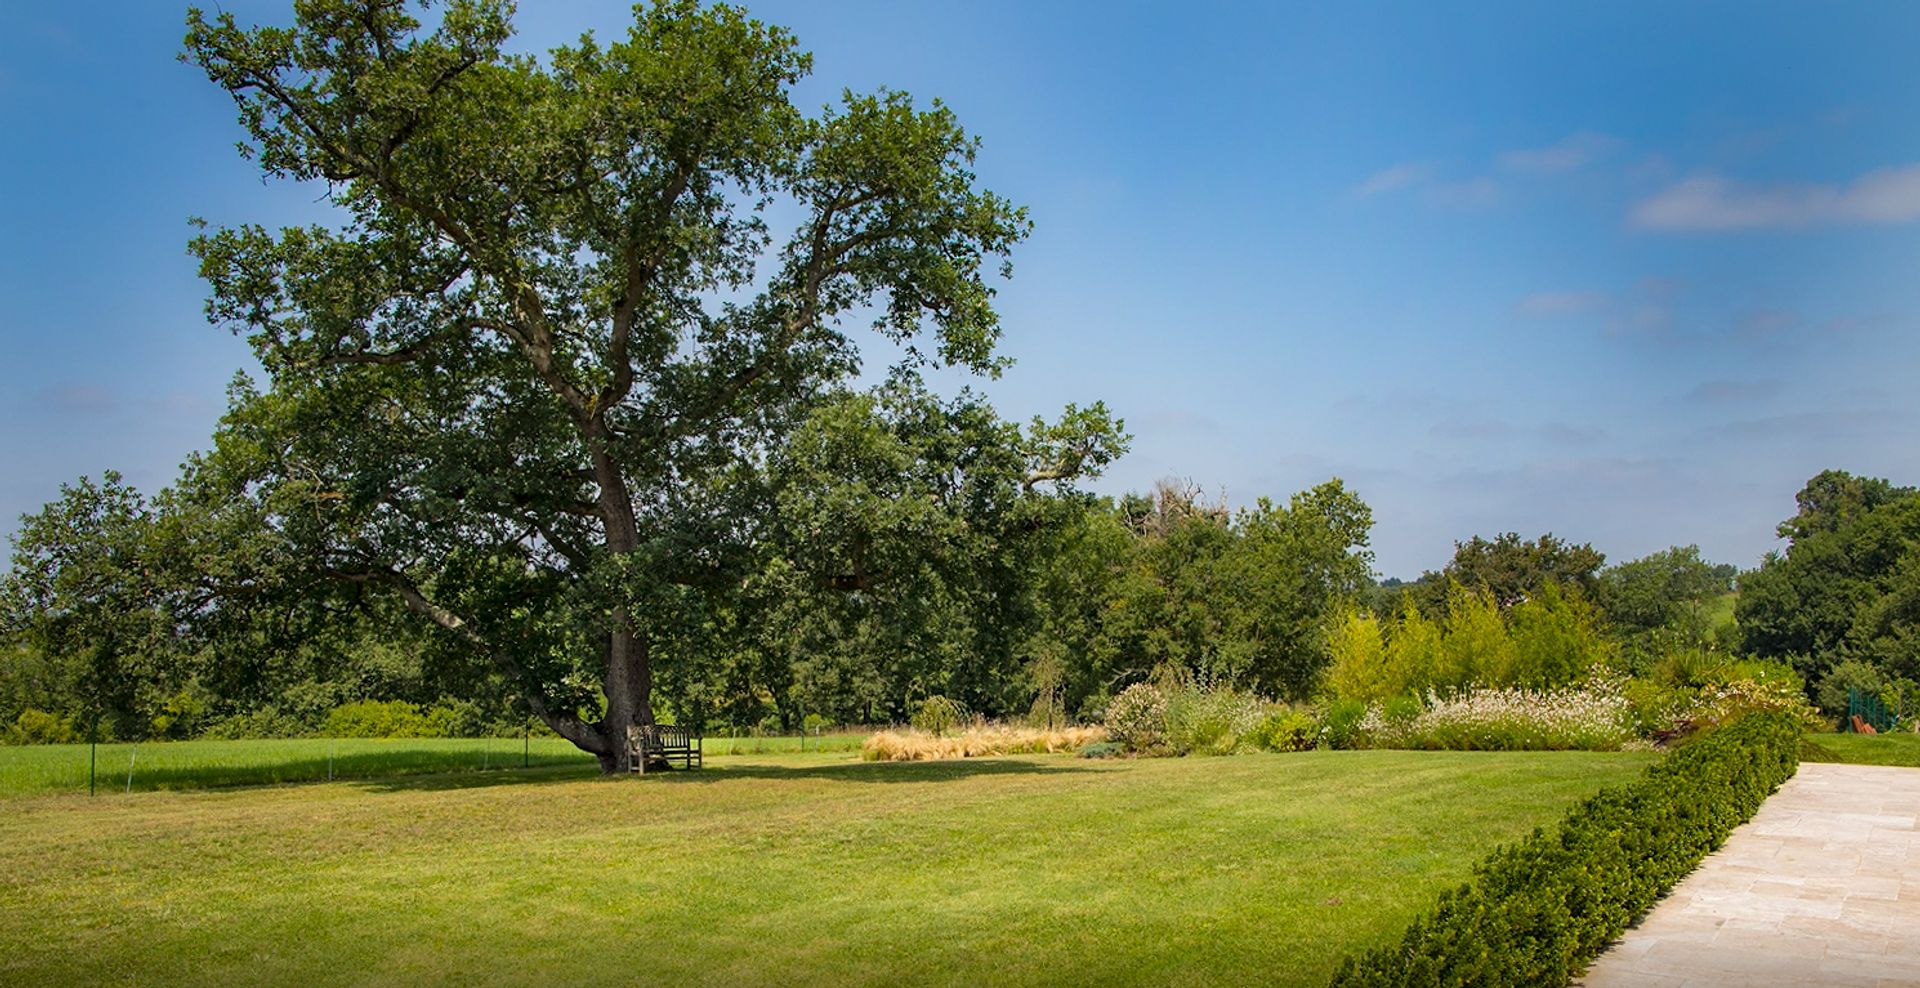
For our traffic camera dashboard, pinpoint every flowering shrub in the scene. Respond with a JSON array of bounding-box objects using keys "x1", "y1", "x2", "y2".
[
  {"x1": 1164, "y1": 684, "x2": 1264, "y2": 755},
  {"x1": 1319, "y1": 698, "x2": 1370, "y2": 750},
  {"x1": 1685, "y1": 676, "x2": 1822, "y2": 734},
  {"x1": 1103, "y1": 683, "x2": 1167, "y2": 753},
  {"x1": 1358, "y1": 679, "x2": 1637, "y2": 751}
]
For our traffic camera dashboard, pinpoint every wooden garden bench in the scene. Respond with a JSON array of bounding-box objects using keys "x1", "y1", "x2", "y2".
[{"x1": 627, "y1": 724, "x2": 703, "y2": 773}]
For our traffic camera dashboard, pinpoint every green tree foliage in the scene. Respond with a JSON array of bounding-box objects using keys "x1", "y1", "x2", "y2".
[
  {"x1": 1063, "y1": 479, "x2": 1374, "y2": 702},
  {"x1": 1322, "y1": 581, "x2": 1611, "y2": 702},
  {"x1": 0, "y1": 474, "x2": 182, "y2": 738},
  {"x1": 1403, "y1": 531, "x2": 1606, "y2": 615},
  {"x1": 176, "y1": 0, "x2": 1107, "y2": 769},
  {"x1": 1323, "y1": 607, "x2": 1390, "y2": 703},
  {"x1": 1596, "y1": 544, "x2": 1736, "y2": 665},
  {"x1": 667, "y1": 380, "x2": 1125, "y2": 729},
  {"x1": 1505, "y1": 581, "x2": 1611, "y2": 689},
  {"x1": 1737, "y1": 469, "x2": 1920, "y2": 689}
]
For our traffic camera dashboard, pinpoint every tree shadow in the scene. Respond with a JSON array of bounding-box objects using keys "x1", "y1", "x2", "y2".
[
  {"x1": 650, "y1": 756, "x2": 1093, "y2": 785},
  {"x1": 104, "y1": 755, "x2": 603, "y2": 796},
  {"x1": 344, "y1": 753, "x2": 1090, "y2": 793}
]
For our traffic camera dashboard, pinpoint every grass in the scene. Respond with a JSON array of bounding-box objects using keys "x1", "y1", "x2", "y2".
[
  {"x1": 0, "y1": 748, "x2": 1650, "y2": 987},
  {"x1": 0, "y1": 733, "x2": 869, "y2": 797},
  {"x1": 1801, "y1": 730, "x2": 1920, "y2": 767},
  {"x1": 861, "y1": 724, "x2": 1107, "y2": 760}
]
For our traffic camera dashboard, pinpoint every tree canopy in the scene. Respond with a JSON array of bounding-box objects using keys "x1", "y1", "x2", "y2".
[
  {"x1": 1738, "y1": 469, "x2": 1920, "y2": 686},
  {"x1": 1398, "y1": 531, "x2": 1605, "y2": 616},
  {"x1": 176, "y1": 0, "x2": 1123, "y2": 769}
]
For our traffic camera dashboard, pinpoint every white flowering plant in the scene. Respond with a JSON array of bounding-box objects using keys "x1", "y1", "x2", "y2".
[{"x1": 1357, "y1": 677, "x2": 1637, "y2": 751}]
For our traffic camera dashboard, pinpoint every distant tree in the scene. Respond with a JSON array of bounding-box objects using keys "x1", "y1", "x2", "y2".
[
  {"x1": 1596, "y1": 545, "x2": 1734, "y2": 659},
  {"x1": 180, "y1": 1, "x2": 1117, "y2": 770},
  {"x1": 1775, "y1": 469, "x2": 1915, "y2": 544},
  {"x1": 1, "y1": 474, "x2": 178, "y2": 738},
  {"x1": 1078, "y1": 479, "x2": 1373, "y2": 701},
  {"x1": 1407, "y1": 532, "x2": 1604, "y2": 614},
  {"x1": 1738, "y1": 470, "x2": 1920, "y2": 686}
]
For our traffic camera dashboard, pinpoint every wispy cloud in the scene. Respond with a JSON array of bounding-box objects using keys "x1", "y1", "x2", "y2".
[
  {"x1": 1498, "y1": 131, "x2": 1622, "y2": 174},
  {"x1": 1686, "y1": 379, "x2": 1781, "y2": 404},
  {"x1": 1631, "y1": 163, "x2": 1920, "y2": 230},
  {"x1": 1540, "y1": 422, "x2": 1607, "y2": 446},
  {"x1": 1712, "y1": 408, "x2": 1903, "y2": 441},
  {"x1": 1427, "y1": 177, "x2": 1500, "y2": 208},
  {"x1": 1513, "y1": 291, "x2": 1608, "y2": 318},
  {"x1": 1352, "y1": 163, "x2": 1430, "y2": 198},
  {"x1": 1602, "y1": 277, "x2": 1682, "y2": 339}
]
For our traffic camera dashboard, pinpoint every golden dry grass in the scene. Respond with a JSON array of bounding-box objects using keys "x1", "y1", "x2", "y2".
[{"x1": 861, "y1": 724, "x2": 1108, "y2": 761}]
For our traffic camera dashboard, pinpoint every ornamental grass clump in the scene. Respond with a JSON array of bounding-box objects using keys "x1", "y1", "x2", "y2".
[
  {"x1": 1163, "y1": 684, "x2": 1265, "y2": 756},
  {"x1": 1362, "y1": 680, "x2": 1636, "y2": 751},
  {"x1": 860, "y1": 724, "x2": 1106, "y2": 761}
]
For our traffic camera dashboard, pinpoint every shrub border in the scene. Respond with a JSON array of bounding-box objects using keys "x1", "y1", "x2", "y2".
[{"x1": 1328, "y1": 712, "x2": 1802, "y2": 987}]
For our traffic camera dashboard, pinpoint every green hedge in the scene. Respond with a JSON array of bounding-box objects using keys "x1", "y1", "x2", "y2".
[{"x1": 1329, "y1": 711, "x2": 1801, "y2": 987}]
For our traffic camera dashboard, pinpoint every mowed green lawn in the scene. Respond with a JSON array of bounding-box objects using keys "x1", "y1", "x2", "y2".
[
  {"x1": 0, "y1": 734, "x2": 869, "y2": 797},
  {"x1": 1803, "y1": 730, "x2": 1920, "y2": 767},
  {"x1": 0, "y1": 748, "x2": 1649, "y2": 987}
]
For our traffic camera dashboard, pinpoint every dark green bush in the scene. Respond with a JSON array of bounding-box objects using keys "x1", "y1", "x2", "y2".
[
  {"x1": 1329, "y1": 711, "x2": 1801, "y2": 987},
  {"x1": 1078, "y1": 741, "x2": 1124, "y2": 759},
  {"x1": 1319, "y1": 698, "x2": 1369, "y2": 749}
]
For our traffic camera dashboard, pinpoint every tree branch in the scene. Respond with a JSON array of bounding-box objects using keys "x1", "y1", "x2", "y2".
[{"x1": 319, "y1": 564, "x2": 607, "y2": 754}]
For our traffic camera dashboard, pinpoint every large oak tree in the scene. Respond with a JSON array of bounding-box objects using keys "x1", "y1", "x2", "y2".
[{"x1": 181, "y1": 0, "x2": 1100, "y2": 770}]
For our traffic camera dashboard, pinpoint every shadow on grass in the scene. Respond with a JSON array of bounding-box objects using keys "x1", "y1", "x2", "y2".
[
  {"x1": 345, "y1": 753, "x2": 1091, "y2": 793},
  {"x1": 73, "y1": 752, "x2": 600, "y2": 796},
  {"x1": 20, "y1": 745, "x2": 1086, "y2": 798},
  {"x1": 658, "y1": 756, "x2": 1093, "y2": 785}
]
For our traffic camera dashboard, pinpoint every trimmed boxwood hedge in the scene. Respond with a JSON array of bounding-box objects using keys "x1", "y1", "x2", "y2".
[{"x1": 1329, "y1": 711, "x2": 1802, "y2": 987}]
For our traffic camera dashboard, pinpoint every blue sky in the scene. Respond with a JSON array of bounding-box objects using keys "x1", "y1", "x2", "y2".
[{"x1": 4, "y1": 2, "x2": 1919, "y2": 577}]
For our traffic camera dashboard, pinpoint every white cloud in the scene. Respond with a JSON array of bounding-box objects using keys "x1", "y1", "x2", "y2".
[
  {"x1": 1352, "y1": 163, "x2": 1430, "y2": 198},
  {"x1": 1498, "y1": 131, "x2": 1622, "y2": 174},
  {"x1": 1630, "y1": 164, "x2": 1920, "y2": 230}
]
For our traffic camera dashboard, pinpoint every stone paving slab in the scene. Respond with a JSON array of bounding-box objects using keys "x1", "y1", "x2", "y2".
[{"x1": 1579, "y1": 761, "x2": 1920, "y2": 988}]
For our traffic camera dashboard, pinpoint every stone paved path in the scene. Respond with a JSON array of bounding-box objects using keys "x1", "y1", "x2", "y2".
[{"x1": 1578, "y1": 761, "x2": 1920, "y2": 988}]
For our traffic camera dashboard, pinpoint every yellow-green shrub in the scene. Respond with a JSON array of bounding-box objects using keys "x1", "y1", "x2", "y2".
[
  {"x1": 5, "y1": 709, "x2": 80, "y2": 745},
  {"x1": 1324, "y1": 607, "x2": 1392, "y2": 703},
  {"x1": 1435, "y1": 583, "x2": 1513, "y2": 692}
]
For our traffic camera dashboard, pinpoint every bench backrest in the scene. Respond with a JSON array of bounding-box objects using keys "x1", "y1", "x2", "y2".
[{"x1": 628, "y1": 724, "x2": 695, "y2": 748}]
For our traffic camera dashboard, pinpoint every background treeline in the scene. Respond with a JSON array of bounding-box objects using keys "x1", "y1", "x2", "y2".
[{"x1": 3, "y1": 466, "x2": 1915, "y2": 742}]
